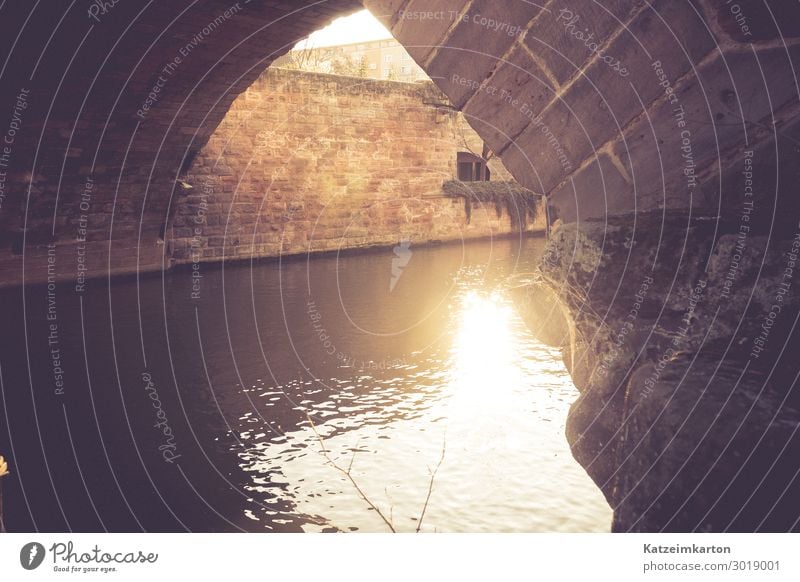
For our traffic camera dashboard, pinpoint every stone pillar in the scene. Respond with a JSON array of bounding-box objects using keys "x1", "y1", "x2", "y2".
[
  {"x1": 368, "y1": 0, "x2": 800, "y2": 530},
  {"x1": 515, "y1": 212, "x2": 800, "y2": 531}
]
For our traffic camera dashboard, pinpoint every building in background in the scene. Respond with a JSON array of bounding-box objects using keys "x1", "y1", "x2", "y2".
[{"x1": 274, "y1": 38, "x2": 428, "y2": 82}]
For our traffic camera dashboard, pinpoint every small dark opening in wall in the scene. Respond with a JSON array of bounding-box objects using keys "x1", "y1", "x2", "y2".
[
  {"x1": 457, "y1": 161, "x2": 476, "y2": 181},
  {"x1": 158, "y1": 222, "x2": 167, "y2": 242},
  {"x1": 457, "y1": 151, "x2": 490, "y2": 182}
]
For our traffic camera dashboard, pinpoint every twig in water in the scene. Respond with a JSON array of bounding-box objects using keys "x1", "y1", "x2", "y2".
[
  {"x1": 385, "y1": 486, "x2": 395, "y2": 528},
  {"x1": 305, "y1": 413, "x2": 396, "y2": 533},
  {"x1": 416, "y1": 435, "x2": 447, "y2": 533}
]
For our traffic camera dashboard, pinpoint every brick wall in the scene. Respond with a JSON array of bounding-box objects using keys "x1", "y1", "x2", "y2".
[
  {"x1": 170, "y1": 68, "x2": 543, "y2": 266},
  {"x1": 0, "y1": 0, "x2": 362, "y2": 288}
]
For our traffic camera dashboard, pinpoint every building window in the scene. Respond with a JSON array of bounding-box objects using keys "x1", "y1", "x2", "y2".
[
  {"x1": 384, "y1": 54, "x2": 392, "y2": 62},
  {"x1": 383, "y1": 68, "x2": 391, "y2": 77},
  {"x1": 457, "y1": 152, "x2": 490, "y2": 181},
  {"x1": 368, "y1": 63, "x2": 377, "y2": 70}
]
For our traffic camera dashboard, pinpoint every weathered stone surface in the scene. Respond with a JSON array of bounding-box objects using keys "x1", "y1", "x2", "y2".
[
  {"x1": 705, "y1": 0, "x2": 800, "y2": 42},
  {"x1": 462, "y1": 45, "x2": 557, "y2": 155},
  {"x1": 562, "y1": 0, "x2": 715, "y2": 154},
  {"x1": 423, "y1": 0, "x2": 541, "y2": 109},
  {"x1": 499, "y1": 99, "x2": 581, "y2": 195},
  {"x1": 617, "y1": 348, "x2": 800, "y2": 531},
  {"x1": 447, "y1": 0, "x2": 540, "y2": 62},
  {"x1": 524, "y1": 0, "x2": 645, "y2": 84},
  {"x1": 516, "y1": 212, "x2": 800, "y2": 529},
  {"x1": 389, "y1": 0, "x2": 459, "y2": 64},
  {"x1": 615, "y1": 44, "x2": 800, "y2": 217},
  {"x1": 548, "y1": 154, "x2": 631, "y2": 222},
  {"x1": 427, "y1": 49, "x2": 502, "y2": 110}
]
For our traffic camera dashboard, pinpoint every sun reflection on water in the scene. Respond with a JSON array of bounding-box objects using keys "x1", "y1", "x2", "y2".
[
  {"x1": 450, "y1": 291, "x2": 518, "y2": 408},
  {"x1": 227, "y1": 243, "x2": 613, "y2": 532}
]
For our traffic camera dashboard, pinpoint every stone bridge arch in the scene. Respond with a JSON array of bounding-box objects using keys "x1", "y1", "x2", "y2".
[
  {"x1": 2, "y1": 0, "x2": 800, "y2": 531},
  {"x1": 1, "y1": 0, "x2": 797, "y2": 278}
]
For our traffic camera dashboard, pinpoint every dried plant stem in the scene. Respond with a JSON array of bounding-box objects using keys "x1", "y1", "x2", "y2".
[
  {"x1": 416, "y1": 435, "x2": 447, "y2": 533},
  {"x1": 305, "y1": 413, "x2": 396, "y2": 533}
]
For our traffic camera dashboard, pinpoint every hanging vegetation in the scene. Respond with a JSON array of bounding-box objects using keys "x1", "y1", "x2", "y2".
[{"x1": 443, "y1": 180, "x2": 541, "y2": 229}]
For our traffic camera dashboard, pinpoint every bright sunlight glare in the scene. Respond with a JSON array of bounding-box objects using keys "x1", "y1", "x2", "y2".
[
  {"x1": 296, "y1": 10, "x2": 392, "y2": 50},
  {"x1": 451, "y1": 292, "x2": 518, "y2": 407}
]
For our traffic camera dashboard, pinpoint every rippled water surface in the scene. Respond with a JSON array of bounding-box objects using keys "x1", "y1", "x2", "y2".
[{"x1": 1, "y1": 236, "x2": 611, "y2": 532}]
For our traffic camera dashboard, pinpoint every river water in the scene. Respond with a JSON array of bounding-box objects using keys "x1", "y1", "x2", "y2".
[{"x1": 0, "y1": 236, "x2": 611, "y2": 532}]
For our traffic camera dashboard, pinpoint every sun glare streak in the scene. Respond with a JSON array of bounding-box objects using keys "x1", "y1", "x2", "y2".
[
  {"x1": 450, "y1": 292, "x2": 518, "y2": 407},
  {"x1": 296, "y1": 10, "x2": 391, "y2": 49}
]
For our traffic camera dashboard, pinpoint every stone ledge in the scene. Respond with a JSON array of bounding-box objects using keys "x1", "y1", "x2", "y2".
[{"x1": 442, "y1": 179, "x2": 542, "y2": 228}]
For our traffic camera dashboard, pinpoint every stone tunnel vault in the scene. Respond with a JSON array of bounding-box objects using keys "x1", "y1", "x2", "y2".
[{"x1": 2, "y1": 0, "x2": 800, "y2": 531}]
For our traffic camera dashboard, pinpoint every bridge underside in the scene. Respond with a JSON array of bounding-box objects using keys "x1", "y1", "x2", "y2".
[{"x1": 2, "y1": 0, "x2": 800, "y2": 531}]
